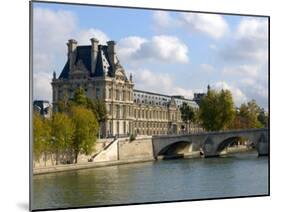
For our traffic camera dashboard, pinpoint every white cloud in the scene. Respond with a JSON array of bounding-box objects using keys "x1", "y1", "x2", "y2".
[
  {"x1": 213, "y1": 81, "x2": 247, "y2": 106},
  {"x1": 152, "y1": 11, "x2": 179, "y2": 31},
  {"x1": 172, "y1": 87, "x2": 194, "y2": 99},
  {"x1": 220, "y1": 18, "x2": 268, "y2": 63},
  {"x1": 180, "y1": 13, "x2": 229, "y2": 39},
  {"x1": 34, "y1": 7, "x2": 77, "y2": 57},
  {"x1": 130, "y1": 69, "x2": 194, "y2": 99},
  {"x1": 33, "y1": 72, "x2": 52, "y2": 102},
  {"x1": 33, "y1": 7, "x2": 110, "y2": 75},
  {"x1": 239, "y1": 78, "x2": 268, "y2": 109},
  {"x1": 117, "y1": 35, "x2": 189, "y2": 64},
  {"x1": 117, "y1": 36, "x2": 147, "y2": 63},
  {"x1": 200, "y1": 63, "x2": 215, "y2": 73},
  {"x1": 222, "y1": 64, "x2": 259, "y2": 77},
  {"x1": 236, "y1": 18, "x2": 268, "y2": 41},
  {"x1": 33, "y1": 53, "x2": 53, "y2": 73},
  {"x1": 218, "y1": 18, "x2": 268, "y2": 109},
  {"x1": 76, "y1": 28, "x2": 110, "y2": 45},
  {"x1": 33, "y1": 7, "x2": 111, "y2": 101},
  {"x1": 136, "y1": 69, "x2": 173, "y2": 88}
]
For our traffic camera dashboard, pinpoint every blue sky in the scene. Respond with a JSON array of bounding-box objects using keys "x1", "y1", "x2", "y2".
[{"x1": 33, "y1": 2, "x2": 269, "y2": 109}]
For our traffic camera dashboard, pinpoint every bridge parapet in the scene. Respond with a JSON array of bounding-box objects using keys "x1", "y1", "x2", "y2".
[
  {"x1": 152, "y1": 128, "x2": 268, "y2": 139},
  {"x1": 152, "y1": 128, "x2": 269, "y2": 158}
]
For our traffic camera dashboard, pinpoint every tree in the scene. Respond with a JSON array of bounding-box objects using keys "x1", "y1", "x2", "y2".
[
  {"x1": 57, "y1": 93, "x2": 71, "y2": 113},
  {"x1": 33, "y1": 112, "x2": 51, "y2": 164},
  {"x1": 239, "y1": 100, "x2": 264, "y2": 128},
  {"x1": 218, "y1": 89, "x2": 235, "y2": 129},
  {"x1": 88, "y1": 99, "x2": 107, "y2": 123},
  {"x1": 33, "y1": 112, "x2": 45, "y2": 161},
  {"x1": 180, "y1": 103, "x2": 195, "y2": 133},
  {"x1": 70, "y1": 106, "x2": 99, "y2": 163},
  {"x1": 199, "y1": 88, "x2": 235, "y2": 131},
  {"x1": 72, "y1": 87, "x2": 88, "y2": 106},
  {"x1": 258, "y1": 109, "x2": 268, "y2": 128},
  {"x1": 50, "y1": 112, "x2": 75, "y2": 164},
  {"x1": 71, "y1": 87, "x2": 107, "y2": 138}
]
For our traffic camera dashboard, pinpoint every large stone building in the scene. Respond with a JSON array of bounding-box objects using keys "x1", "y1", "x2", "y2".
[{"x1": 52, "y1": 38, "x2": 200, "y2": 138}]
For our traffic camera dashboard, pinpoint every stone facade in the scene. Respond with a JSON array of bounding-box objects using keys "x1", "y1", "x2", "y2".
[{"x1": 52, "y1": 38, "x2": 199, "y2": 138}]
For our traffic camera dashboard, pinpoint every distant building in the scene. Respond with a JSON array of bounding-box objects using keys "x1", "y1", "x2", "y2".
[
  {"x1": 52, "y1": 38, "x2": 200, "y2": 138},
  {"x1": 193, "y1": 93, "x2": 206, "y2": 105},
  {"x1": 33, "y1": 100, "x2": 52, "y2": 118}
]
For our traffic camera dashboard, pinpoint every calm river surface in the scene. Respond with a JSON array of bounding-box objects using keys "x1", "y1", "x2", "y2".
[{"x1": 32, "y1": 152, "x2": 268, "y2": 210}]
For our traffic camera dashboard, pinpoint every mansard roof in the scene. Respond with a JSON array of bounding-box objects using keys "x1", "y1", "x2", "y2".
[
  {"x1": 59, "y1": 45, "x2": 114, "y2": 79},
  {"x1": 133, "y1": 89, "x2": 198, "y2": 108}
]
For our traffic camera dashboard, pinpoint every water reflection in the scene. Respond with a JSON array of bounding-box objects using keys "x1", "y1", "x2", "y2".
[{"x1": 33, "y1": 152, "x2": 268, "y2": 210}]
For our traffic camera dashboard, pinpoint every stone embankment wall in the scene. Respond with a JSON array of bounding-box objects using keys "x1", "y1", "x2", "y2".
[
  {"x1": 33, "y1": 136, "x2": 155, "y2": 173},
  {"x1": 118, "y1": 136, "x2": 154, "y2": 160},
  {"x1": 93, "y1": 136, "x2": 154, "y2": 162},
  {"x1": 33, "y1": 138, "x2": 114, "y2": 168}
]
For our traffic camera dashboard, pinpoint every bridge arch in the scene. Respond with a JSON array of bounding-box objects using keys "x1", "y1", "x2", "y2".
[
  {"x1": 157, "y1": 140, "x2": 193, "y2": 159},
  {"x1": 216, "y1": 136, "x2": 254, "y2": 154},
  {"x1": 203, "y1": 132, "x2": 268, "y2": 157}
]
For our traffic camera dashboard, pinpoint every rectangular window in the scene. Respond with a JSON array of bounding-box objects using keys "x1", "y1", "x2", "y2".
[
  {"x1": 123, "y1": 122, "x2": 126, "y2": 134},
  {"x1": 123, "y1": 90, "x2": 126, "y2": 101},
  {"x1": 123, "y1": 105, "x2": 126, "y2": 118},
  {"x1": 108, "y1": 104, "x2": 112, "y2": 115},
  {"x1": 108, "y1": 88, "x2": 112, "y2": 99},
  {"x1": 96, "y1": 88, "x2": 101, "y2": 99}
]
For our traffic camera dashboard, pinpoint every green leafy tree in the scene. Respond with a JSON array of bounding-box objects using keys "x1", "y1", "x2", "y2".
[
  {"x1": 50, "y1": 112, "x2": 75, "y2": 164},
  {"x1": 72, "y1": 87, "x2": 88, "y2": 106},
  {"x1": 239, "y1": 100, "x2": 264, "y2": 128},
  {"x1": 89, "y1": 99, "x2": 107, "y2": 123},
  {"x1": 88, "y1": 99, "x2": 107, "y2": 138},
  {"x1": 33, "y1": 112, "x2": 45, "y2": 161},
  {"x1": 57, "y1": 93, "x2": 71, "y2": 113},
  {"x1": 257, "y1": 109, "x2": 268, "y2": 128},
  {"x1": 199, "y1": 88, "x2": 235, "y2": 131},
  {"x1": 180, "y1": 102, "x2": 195, "y2": 133},
  {"x1": 71, "y1": 88, "x2": 107, "y2": 138},
  {"x1": 33, "y1": 112, "x2": 51, "y2": 164},
  {"x1": 70, "y1": 106, "x2": 99, "y2": 163},
  {"x1": 218, "y1": 89, "x2": 235, "y2": 129}
]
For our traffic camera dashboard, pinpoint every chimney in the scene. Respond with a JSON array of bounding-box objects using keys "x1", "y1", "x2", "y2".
[
  {"x1": 67, "y1": 39, "x2": 77, "y2": 72},
  {"x1": 90, "y1": 38, "x2": 99, "y2": 75},
  {"x1": 107, "y1": 40, "x2": 117, "y2": 67}
]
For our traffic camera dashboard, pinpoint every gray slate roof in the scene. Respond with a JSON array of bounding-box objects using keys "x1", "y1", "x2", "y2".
[{"x1": 59, "y1": 45, "x2": 114, "y2": 79}]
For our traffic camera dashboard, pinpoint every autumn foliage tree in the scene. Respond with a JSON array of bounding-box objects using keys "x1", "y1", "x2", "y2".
[
  {"x1": 230, "y1": 100, "x2": 266, "y2": 129},
  {"x1": 50, "y1": 112, "x2": 75, "y2": 164},
  {"x1": 33, "y1": 112, "x2": 51, "y2": 164},
  {"x1": 33, "y1": 87, "x2": 102, "y2": 165},
  {"x1": 70, "y1": 106, "x2": 99, "y2": 163}
]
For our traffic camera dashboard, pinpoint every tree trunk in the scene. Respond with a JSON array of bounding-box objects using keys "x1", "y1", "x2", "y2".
[
  {"x1": 74, "y1": 151, "x2": 78, "y2": 164},
  {"x1": 55, "y1": 150, "x2": 59, "y2": 165}
]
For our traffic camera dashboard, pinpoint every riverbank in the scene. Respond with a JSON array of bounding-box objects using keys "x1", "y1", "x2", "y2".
[
  {"x1": 33, "y1": 157, "x2": 155, "y2": 175},
  {"x1": 33, "y1": 148, "x2": 255, "y2": 175}
]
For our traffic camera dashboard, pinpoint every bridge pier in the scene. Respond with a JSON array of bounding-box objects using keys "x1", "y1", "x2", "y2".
[{"x1": 257, "y1": 133, "x2": 269, "y2": 156}]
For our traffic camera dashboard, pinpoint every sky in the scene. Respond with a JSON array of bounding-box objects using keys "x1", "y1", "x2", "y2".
[{"x1": 32, "y1": 2, "x2": 269, "y2": 110}]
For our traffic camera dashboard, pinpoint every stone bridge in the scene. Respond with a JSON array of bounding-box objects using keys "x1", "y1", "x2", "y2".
[{"x1": 152, "y1": 128, "x2": 269, "y2": 158}]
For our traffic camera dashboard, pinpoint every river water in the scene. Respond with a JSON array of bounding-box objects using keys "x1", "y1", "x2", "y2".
[{"x1": 32, "y1": 152, "x2": 268, "y2": 210}]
